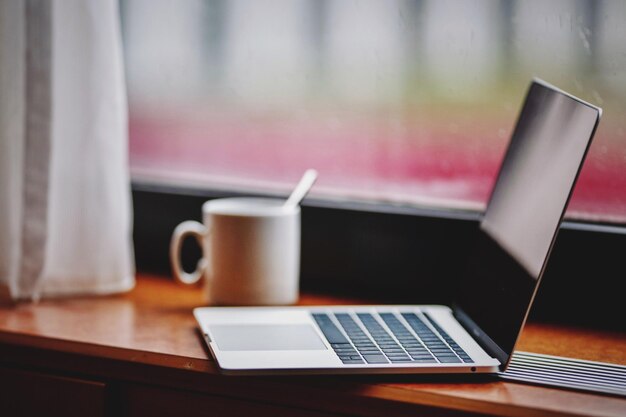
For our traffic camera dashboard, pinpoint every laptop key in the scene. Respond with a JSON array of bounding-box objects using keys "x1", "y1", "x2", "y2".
[
  {"x1": 406, "y1": 348, "x2": 428, "y2": 353},
  {"x1": 430, "y1": 349, "x2": 454, "y2": 354},
  {"x1": 434, "y1": 355, "x2": 458, "y2": 360},
  {"x1": 433, "y1": 351, "x2": 457, "y2": 356},
  {"x1": 408, "y1": 349, "x2": 432, "y2": 354},
  {"x1": 359, "y1": 348, "x2": 381, "y2": 354},
  {"x1": 386, "y1": 355, "x2": 411, "y2": 360},
  {"x1": 390, "y1": 357, "x2": 413, "y2": 362},
  {"x1": 362, "y1": 354, "x2": 389, "y2": 364},
  {"x1": 382, "y1": 348, "x2": 406, "y2": 353},
  {"x1": 437, "y1": 356, "x2": 462, "y2": 363},
  {"x1": 411, "y1": 355, "x2": 435, "y2": 361},
  {"x1": 409, "y1": 351, "x2": 434, "y2": 357},
  {"x1": 355, "y1": 345, "x2": 377, "y2": 350},
  {"x1": 422, "y1": 313, "x2": 473, "y2": 363},
  {"x1": 342, "y1": 359, "x2": 365, "y2": 364},
  {"x1": 313, "y1": 314, "x2": 349, "y2": 344},
  {"x1": 408, "y1": 352, "x2": 431, "y2": 358}
]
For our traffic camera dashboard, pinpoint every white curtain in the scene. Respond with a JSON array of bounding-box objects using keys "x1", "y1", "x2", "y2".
[{"x1": 0, "y1": 0, "x2": 134, "y2": 302}]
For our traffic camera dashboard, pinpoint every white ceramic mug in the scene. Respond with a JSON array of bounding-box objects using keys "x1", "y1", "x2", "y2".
[{"x1": 170, "y1": 197, "x2": 300, "y2": 305}]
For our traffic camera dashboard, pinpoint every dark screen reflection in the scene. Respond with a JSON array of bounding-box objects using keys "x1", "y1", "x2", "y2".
[{"x1": 455, "y1": 80, "x2": 600, "y2": 364}]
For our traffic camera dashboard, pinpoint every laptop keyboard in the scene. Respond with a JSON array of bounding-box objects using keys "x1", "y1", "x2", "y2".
[{"x1": 312, "y1": 311, "x2": 473, "y2": 365}]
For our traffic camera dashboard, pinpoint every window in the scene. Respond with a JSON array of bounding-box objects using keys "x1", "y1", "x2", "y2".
[{"x1": 121, "y1": 0, "x2": 626, "y2": 223}]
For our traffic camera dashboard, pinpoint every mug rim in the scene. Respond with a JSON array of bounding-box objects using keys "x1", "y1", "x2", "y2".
[{"x1": 202, "y1": 197, "x2": 300, "y2": 217}]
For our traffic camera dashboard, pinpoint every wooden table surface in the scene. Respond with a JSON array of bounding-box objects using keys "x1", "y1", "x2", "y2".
[{"x1": 1, "y1": 274, "x2": 625, "y2": 417}]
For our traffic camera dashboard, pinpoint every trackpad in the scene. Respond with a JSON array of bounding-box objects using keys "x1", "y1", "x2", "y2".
[{"x1": 209, "y1": 324, "x2": 327, "y2": 351}]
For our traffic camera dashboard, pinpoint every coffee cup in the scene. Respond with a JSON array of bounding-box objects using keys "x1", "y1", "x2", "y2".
[{"x1": 170, "y1": 197, "x2": 300, "y2": 305}]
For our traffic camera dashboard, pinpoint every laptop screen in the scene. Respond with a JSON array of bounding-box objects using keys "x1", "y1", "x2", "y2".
[{"x1": 453, "y1": 80, "x2": 601, "y2": 368}]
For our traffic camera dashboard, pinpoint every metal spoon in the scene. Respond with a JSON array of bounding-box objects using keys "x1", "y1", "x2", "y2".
[{"x1": 284, "y1": 169, "x2": 318, "y2": 209}]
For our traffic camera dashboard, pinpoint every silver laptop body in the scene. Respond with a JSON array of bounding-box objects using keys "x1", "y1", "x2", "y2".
[{"x1": 194, "y1": 79, "x2": 602, "y2": 375}]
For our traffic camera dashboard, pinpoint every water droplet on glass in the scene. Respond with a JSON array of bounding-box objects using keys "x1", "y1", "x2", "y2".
[{"x1": 578, "y1": 27, "x2": 591, "y2": 54}]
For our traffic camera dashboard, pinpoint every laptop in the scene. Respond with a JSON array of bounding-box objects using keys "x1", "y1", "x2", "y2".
[{"x1": 194, "y1": 79, "x2": 602, "y2": 375}]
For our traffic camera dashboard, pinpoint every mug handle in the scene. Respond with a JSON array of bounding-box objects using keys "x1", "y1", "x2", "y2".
[{"x1": 170, "y1": 220, "x2": 209, "y2": 285}]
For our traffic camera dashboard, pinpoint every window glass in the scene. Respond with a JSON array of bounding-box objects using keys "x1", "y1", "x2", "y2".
[{"x1": 121, "y1": 0, "x2": 626, "y2": 223}]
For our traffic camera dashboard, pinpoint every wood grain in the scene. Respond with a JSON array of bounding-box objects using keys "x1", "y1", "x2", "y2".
[{"x1": 0, "y1": 274, "x2": 624, "y2": 417}]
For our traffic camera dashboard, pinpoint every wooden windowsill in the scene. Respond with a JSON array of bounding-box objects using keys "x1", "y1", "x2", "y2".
[{"x1": 0, "y1": 274, "x2": 625, "y2": 417}]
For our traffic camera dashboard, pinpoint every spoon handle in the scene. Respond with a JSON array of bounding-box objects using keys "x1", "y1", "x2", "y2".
[{"x1": 284, "y1": 169, "x2": 318, "y2": 209}]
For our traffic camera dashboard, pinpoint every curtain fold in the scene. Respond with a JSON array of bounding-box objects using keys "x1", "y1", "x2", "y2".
[{"x1": 0, "y1": 0, "x2": 135, "y2": 302}]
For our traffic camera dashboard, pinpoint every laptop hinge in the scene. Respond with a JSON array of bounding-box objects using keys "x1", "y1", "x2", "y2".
[{"x1": 452, "y1": 305, "x2": 509, "y2": 370}]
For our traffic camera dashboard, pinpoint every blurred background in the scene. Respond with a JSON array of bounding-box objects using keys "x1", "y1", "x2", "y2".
[{"x1": 120, "y1": 0, "x2": 626, "y2": 223}]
